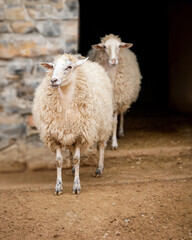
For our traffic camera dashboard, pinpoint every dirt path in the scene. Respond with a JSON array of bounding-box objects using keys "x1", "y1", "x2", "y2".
[{"x1": 0, "y1": 112, "x2": 192, "y2": 240}]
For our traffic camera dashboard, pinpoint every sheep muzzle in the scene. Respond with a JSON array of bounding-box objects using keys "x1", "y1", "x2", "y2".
[
  {"x1": 109, "y1": 58, "x2": 118, "y2": 67},
  {"x1": 50, "y1": 78, "x2": 61, "y2": 87}
]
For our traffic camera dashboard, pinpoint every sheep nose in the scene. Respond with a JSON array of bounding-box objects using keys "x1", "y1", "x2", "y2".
[
  {"x1": 51, "y1": 78, "x2": 58, "y2": 84},
  {"x1": 111, "y1": 59, "x2": 117, "y2": 64}
]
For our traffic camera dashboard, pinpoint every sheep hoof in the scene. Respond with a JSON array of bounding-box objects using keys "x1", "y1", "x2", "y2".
[
  {"x1": 111, "y1": 141, "x2": 118, "y2": 150},
  {"x1": 111, "y1": 145, "x2": 118, "y2": 150},
  {"x1": 55, "y1": 190, "x2": 63, "y2": 195},
  {"x1": 73, "y1": 178, "x2": 81, "y2": 194},
  {"x1": 72, "y1": 188, "x2": 81, "y2": 195},
  {"x1": 95, "y1": 168, "x2": 102, "y2": 177},
  {"x1": 118, "y1": 131, "x2": 124, "y2": 137},
  {"x1": 55, "y1": 181, "x2": 63, "y2": 195}
]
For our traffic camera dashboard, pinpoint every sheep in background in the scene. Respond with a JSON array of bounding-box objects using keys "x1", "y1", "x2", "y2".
[
  {"x1": 88, "y1": 34, "x2": 142, "y2": 149},
  {"x1": 33, "y1": 54, "x2": 113, "y2": 195}
]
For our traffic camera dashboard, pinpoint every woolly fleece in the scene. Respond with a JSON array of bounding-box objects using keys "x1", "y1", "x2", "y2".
[
  {"x1": 88, "y1": 34, "x2": 142, "y2": 113},
  {"x1": 33, "y1": 54, "x2": 113, "y2": 152}
]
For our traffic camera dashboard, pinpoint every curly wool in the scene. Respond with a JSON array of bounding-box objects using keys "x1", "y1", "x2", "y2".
[
  {"x1": 101, "y1": 34, "x2": 121, "y2": 43},
  {"x1": 89, "y1": 34, "x2": 142, "y2": 113},
  {"x1": 33, "y1": 55, "x2": 113, "y2": 152}
]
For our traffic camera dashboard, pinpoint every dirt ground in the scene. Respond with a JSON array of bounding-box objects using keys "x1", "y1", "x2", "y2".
[{"x1": 0, "y1": 110, "x2": 192, "y2": 240}]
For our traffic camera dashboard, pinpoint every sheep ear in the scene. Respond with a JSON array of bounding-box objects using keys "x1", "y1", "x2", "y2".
[
  {"x1": 120, "y1": 43, "x2": 133, "y2": 48},
  {"x1": 75, "y1": 57, "x2": 89, "y2": 67},
  {"x1": 92, "y1": 43, "x2": 104, "y2": 50},
  {"x1": 41, "y1": 62, "x2": 54, "y2": 69}
]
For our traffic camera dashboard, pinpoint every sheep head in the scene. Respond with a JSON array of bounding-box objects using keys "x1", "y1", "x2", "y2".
[
  {"x1": 92, "y1": 34, "x2": 133, "y2": 67},
  {"x1": 41, "y1": 54, "x2": 89, "y2": 88}
]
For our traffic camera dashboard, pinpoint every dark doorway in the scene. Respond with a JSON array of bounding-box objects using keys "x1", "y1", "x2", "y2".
[
  {"x1": 168, "y1": 1, "x2": 192, "y2": 113},
  {"x1": 79, "y1": 0, "x2": 169, "y2": 109}
]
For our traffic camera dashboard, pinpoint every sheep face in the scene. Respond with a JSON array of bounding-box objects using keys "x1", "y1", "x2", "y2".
[
  {"x1": 92, "y1": 38, "x2": 133, "y2": 67},
  {"x1": 41, "y1": 56, "x2": 88, "y2": 88}
]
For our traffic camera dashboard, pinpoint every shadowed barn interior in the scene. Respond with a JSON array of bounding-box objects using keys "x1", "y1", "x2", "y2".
[{"x1": 79, "y1": 0, "x2": 192, "y2": 113}]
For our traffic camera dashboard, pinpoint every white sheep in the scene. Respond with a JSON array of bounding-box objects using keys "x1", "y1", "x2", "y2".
[
  {"x1": 32, "y1": 54, "x2": 113, "y2": 195},
  {"x1": 88, "y1": 34, "x2": 142, "y2": 149}
]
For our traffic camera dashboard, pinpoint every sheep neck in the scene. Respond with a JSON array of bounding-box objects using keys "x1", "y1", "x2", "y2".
[
  {"x1": 105, "y1": 64, "x2": 117, "y2": 84},
  {"x1": 102, "y1": 52, "x2": 117, "y2": 84},
  {"x1": 58, "y1": 80, "x2": 75, "y2": 112}
]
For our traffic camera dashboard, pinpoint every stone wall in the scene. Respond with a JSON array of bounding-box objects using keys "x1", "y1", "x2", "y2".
[{"x1": 0, "y1": 0, "x2": 81, "y2": 172}]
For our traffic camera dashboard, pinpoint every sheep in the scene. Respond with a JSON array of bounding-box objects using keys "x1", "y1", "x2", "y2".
[
  {"x1": 32, "y1": 53, "x2": 113, "y2": 195},
  {"x1": 88, "y1": 34, "x2": 142, "y2": 149}
]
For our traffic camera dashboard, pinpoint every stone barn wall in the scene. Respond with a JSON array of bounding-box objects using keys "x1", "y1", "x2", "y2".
[{"x1": 0, "y1": 0, "x2": 88, "y2": 172}]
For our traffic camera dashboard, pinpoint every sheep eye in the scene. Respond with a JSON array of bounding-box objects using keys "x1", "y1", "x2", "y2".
[
  {"x1": 104, "y1": 45, "x2": 107, "y2": 49},
  {"x1": 65, "y1": 66, "x2": 72, "y2": 70}
]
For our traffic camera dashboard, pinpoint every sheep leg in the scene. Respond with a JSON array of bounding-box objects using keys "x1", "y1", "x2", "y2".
[
  {"x1": 72, "y1": 145, "x2": 81, "y2": 194},
  {"x1": 95, "y1": 141, "x2": 105, "y2": 176},
  {"x1": 69, "y1": 148, "x2": 75, "y2": 175},
  {"x1": 112, "y1": 112, "x2": 118, "y2": 150},
  {"x1": 55, "y1": 147, "x2": 63, "y2": 195},
  {"x1": 119, "y1": 112, "x2": 124, "y2": 137}
]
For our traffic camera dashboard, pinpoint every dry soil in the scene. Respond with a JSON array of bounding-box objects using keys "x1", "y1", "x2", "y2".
[{"x1": 0, "y1": 111, "x2": 192, "y2": 240}]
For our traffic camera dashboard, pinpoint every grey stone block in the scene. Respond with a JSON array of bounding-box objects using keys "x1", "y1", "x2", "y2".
[
  {"x1": 0, "y1": 122, "x2": 26, "y2": 139},
  {"x1": 0, "y1": 22, "x2": 11, "y2": 33},
  {"x1": 36, "y1": 20, "x2": 60, "y2": 37}
]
